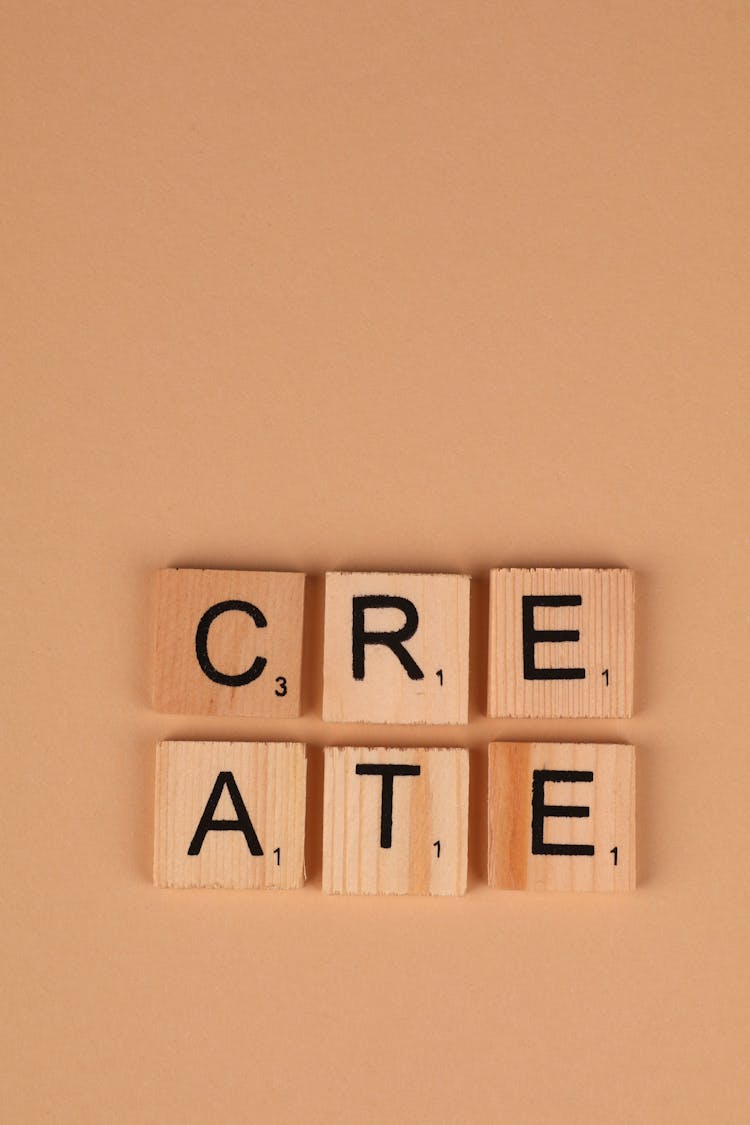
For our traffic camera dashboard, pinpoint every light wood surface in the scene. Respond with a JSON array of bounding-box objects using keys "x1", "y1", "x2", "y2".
[
  {"x1": 488, "y1": 742, "x2": 636, "y2": 892},
  {"x1": 488, "y1": 567, "x2": 635, "y2": 718},
  {"x1": 322, "y1": 746, "x2": 469, "y2": 895},
  {"x1": 152, "y1": 568, "x2": 305, "y2": 718},
  {"x1": 322, "y1": 572, "x2": 470, "y2": 724},
  {"x1": 154, "y1": 741, "x2": 307, "y2": 889}
]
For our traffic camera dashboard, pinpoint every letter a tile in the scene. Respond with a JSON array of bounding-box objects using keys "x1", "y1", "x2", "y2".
[
  {"x1": 488, "y1": 742, "x2": 636, "y2": 892},
  {"x1": 322, "y1": 746, "x2": 469, "y2": 895},
  {"x1": 322, "y1": 572, "x2": 470, "y2": 724},
  {"x1": 152, "y1": 568, "x2": 305, "y2": 718},
  {"x1": 487, "y1": 567, "x2": 634, "y2": 718},
  {"x1": 154, "y1": 741, "x2": 307, "y2": 889}
]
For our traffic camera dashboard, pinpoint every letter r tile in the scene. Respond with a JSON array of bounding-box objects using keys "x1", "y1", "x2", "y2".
[
  {"x1": 322, "y1": 746, "x2": 469, "y2": 895},
  {"x1": 322, "y1": 572, "x2": 470, "y2": 724},
  {"x1": 488, "y1": 742, "x2": 636, "y2": 892},
  {"x1": 152, "y1": 568, "x2": 305, "y2": 718},
  {"x1": 487, "y1": 567, "x2": 635, "y2": 718}
]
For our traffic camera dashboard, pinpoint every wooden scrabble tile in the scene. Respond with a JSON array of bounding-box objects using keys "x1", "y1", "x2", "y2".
[
  {"x1": 488, "y1": 742, "x2": 635, "y2": 892},
  {"x1": 487, "y1": 567, "x2": 634, "y2": 718},
  {"x1": 154, "y1": 741, "x2": 307, "y2": 889},
  {"x1": 322, "y1": 572, "x2": 470, "y2": 724},
  {"x1": 152, "y1": 568, "x2": 305, "y2": 718},
  {"x1": 322, "y1": 746, "x2": 469, "y2": 895}
]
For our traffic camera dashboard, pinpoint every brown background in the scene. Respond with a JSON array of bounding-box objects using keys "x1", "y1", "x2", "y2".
[{"x1": 3, "y1": 4, "x2": 749, "y2": 1122}]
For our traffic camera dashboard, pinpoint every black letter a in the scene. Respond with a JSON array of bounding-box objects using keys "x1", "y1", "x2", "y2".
[{"x1": 188, "y1": 771, "x2": 264, "y2": 856}]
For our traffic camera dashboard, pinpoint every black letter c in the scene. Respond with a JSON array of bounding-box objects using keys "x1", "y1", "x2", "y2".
[{"x1": 195, "y1": 600, "x2": 268, "y2": 687}]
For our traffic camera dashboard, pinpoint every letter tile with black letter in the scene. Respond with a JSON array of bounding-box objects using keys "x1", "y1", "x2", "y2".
[
  {"x1": 488, "y1": 742, "x2": 635, "y2": 892},
  {"x1": 154, "y1": 741, "x2": 307, "y2": 889},
  {"x1": 322, "y1": 572, "x2": 470, "y2": 723},
  {"x1": 322, "y1": 746, "x2": 469, "y2": 895},
  {"x1": 152, "y1": 568, "x2": 305, "y2": 717},
  {"x1": 488, "y1": 567, "x2": 635, "y2": 718}
]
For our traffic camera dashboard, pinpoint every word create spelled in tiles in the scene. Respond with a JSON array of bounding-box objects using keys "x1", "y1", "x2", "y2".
[{"x1": 149, "y1": 565, "x2": 638, "y2": 894}]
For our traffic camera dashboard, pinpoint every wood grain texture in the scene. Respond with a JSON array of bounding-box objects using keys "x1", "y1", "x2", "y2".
[
  {"x1": 487, "y1": 567, "x2": 635, "y2": 718},
  {"x1": 322, "y1": 572, "x2": 470, "y2": 724},
  {"x1": 488, "y1": 742, "x2": 636, "y2": 892},
  {"x1": 322, "y1": 746, "x2": 469, "y2": 895},
  {"x1": 154, "y1": 741, "x2": 307, "y2": 889},
  {"x1": 152, "y1": 568, "x2": 305, "y2": 717}
]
